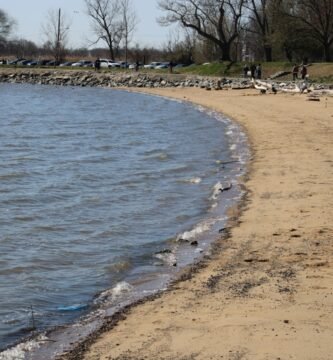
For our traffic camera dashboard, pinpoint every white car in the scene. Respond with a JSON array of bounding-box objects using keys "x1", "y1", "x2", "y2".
[
  {"x1": 108, "y1": 60, "x2": 121, "y2": 68},
  {"x1": 143, "y1": 62, "x2": 162, "y2": 69},
  {"x1": 129, "y1": 62, "x2": 143, "y2": 69},
  {"x1": 98, "y1": 59, "x2": 113, "y2": 68}
]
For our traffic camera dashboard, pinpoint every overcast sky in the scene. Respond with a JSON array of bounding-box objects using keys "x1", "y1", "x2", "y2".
[{"x1": 1, "y1": 0, "x2": 172, "y2": 48}]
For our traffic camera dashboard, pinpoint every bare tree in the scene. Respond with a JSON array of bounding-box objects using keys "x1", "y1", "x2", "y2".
[
  {"x1": 0, "y1": 9, "x2": 15, "y2": 41},
  {"x1": 42, "y1": 8, "x2": 70, "y2": 63},
  {"x1": 120, "y1": 0, "x2": 138, "y2": 65},
  {"x1": 158, "y1": 0, "x2": 246, "y2": 61},
  {"x1": 244, "y1": 0, "x2": 282, "y2": 61},
  {"x1": 285, "y1": 0, "x2": 333, "y2": 62},
  {"x1": 85, "y1": 0, "x2": 124, "y2": 60}
]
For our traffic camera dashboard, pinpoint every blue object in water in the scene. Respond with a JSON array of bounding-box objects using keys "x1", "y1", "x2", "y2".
[{"x1": 57, "y1": 304, "x2": 88, "y2": 312}]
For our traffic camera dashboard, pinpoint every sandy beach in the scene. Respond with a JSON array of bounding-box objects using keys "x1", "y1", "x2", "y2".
[{"x1": 62, "y1": 87, "x2": 333, "y2": 360}]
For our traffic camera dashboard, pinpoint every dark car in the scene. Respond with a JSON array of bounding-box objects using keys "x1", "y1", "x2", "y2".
[
  {"x1": 38, "y1": 59, "x2": 52, "y2": 66},
  {"x1": 45, "y1": 60, "x2": 60, "y2": 66},
  {"x1": 18, "y1": 59, "x2": 33, "y2": 66},
  {"x1": 27, "y1": 61, "x2": 38, "y2": 66}
]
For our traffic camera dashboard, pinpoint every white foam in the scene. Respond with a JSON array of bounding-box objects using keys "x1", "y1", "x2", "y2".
[
  {"x1": 187, "y1": 177, "x2": 202, "y2": 184},
  {"x1": 154, "y1": 252, "x2": 177, "y2": 266},
  {"x1": 112, "y1": 281, "x2": 133, "y2": 296},
  {"x1": 177, "y1": 223, "x2": 210, "y2": 241},
  {"x1": 94, "y1": 281, "x2": 133, "y2": 304},
  {"x1": 210, "y1": 181, "x2": 223, "y2": 200},
  {"x1": 0, "y1": 335, "x2": 48, "y2": 360}
]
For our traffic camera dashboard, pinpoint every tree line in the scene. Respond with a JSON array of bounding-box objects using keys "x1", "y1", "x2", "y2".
[{"x1": 1, "y1": 0, "x2": 332, "y2": 64}]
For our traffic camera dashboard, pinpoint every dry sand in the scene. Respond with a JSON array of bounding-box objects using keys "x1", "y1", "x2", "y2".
[{"x1": 70, "y1": 88, "x2": 333, "y2": 360}]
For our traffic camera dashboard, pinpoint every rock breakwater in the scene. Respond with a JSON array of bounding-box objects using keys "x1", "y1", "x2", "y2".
[{"x1": 0, "y1": 69, "x2": 241, "y2": 89}]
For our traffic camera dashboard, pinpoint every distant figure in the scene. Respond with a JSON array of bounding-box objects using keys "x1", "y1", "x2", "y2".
[
  {"x1": 135, "y1": 60, "x2": 139, "y2": 72},
  {"x1": 300, "y1": 64, "x2": 307, "y2": 80},
  {"x1": 169, "y1": 61, "x2": 174, "y2": 74},
  {"x1": 243, "y1": 64, "x2": 249, "y2": 78},
  {"x1": 292, "y1": 64, "x2": 299, "y2": 81},
  {"x1": 250, "y1": 64, "x2": 256, "y2": 79},
  {"x1": 256, "y1": 64, "x2": 262, "y2": 79},
  {"x1": 94, "y1": 58, "x2": 100, "y2": 71}
]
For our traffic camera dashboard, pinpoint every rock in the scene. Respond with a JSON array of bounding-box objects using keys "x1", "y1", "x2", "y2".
[
  {"x1": 1, "y1": 70, "x2": 331, "y2": 94},
  {"x1": 190, "y1": 240, "x2": 198, "y2": 246},
  {"x1": 155, "y1": 249, "x2": 172, "y2": 254},
  {"x1": 219, "y1": 183, "x2": 232, "y2": 192}
]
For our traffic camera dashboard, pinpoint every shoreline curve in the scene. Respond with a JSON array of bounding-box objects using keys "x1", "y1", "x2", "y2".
[{"x1": 61, "y1": 87, "x2": 333, "y2": 360}]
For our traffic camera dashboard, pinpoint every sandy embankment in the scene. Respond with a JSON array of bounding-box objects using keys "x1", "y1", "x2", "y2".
[{"x1": 70, "y1": 88, "x2": 332, "y2": 360}]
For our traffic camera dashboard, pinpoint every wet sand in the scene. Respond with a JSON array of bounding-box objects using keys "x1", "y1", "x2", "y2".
[{"x1": 65, "y1": 88, "x2": 333, "y2": 360}]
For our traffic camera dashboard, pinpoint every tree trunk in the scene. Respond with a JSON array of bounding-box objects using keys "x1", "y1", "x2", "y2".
[
  {"x1": 221, "y1": 43, "x2": 232, "y2": 61},
  {"x1": 108, "y1": 46, "x2": 114, "y2": 60},
  {"x1": 264, "y1": 45, "x2": 273, "y2": 62},
  {"x1": 323, "y1": 43, "x2": 331, "y2": 62}
]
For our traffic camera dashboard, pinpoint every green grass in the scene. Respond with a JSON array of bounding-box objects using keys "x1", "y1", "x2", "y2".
[{"x1": 172, "y1": 61, "x2": 333, "y2": 83}]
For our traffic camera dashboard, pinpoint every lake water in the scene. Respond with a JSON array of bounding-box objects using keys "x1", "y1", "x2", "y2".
[{"x1": 0, "y1": 83, "x2": 248, "y2": 357}]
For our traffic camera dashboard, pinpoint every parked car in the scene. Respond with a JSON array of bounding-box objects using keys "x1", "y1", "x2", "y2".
[
  {"x1": 72, "y1": 60, "x2": 93, "y2": 67},
  {"x1": 26, "y1": 60, "x2": 38, "y2": 66},
  {"x1": 143, "y1": 62, "x2": 162, "y2": 69},
  {"x1": 155, "y1": 62, "x2": 170, "y2": 69},
  {"x1": 174, "y1": 63, "x2": 187, "y2": 69},
  {"x1": 118, "y1": 61, "x2": 130, "y2": 68},
  {"x1": 59, "y1": 61, "x2": 73, "y2": 67},
  {"x1": 17, "y1": 59, "x2": 32, "y2": 66},
  {"x1": 129, "y1": 62, "x2": 143, "y2": 69},
  {"x1": 38, "y1": 59, "x2": 52, "y2": 66},
  {"x1": 97, "y1": 59, "x2": 112, "y2": 68},
  {"x1": 44, "y1": 60, "x2": 60, "y2": 66},
  {"x1": 8, "y1": 58, "x2": 26, "y2": 65},
  {"x1": 108, "y1": 60, "x2": 121, "y2": 68}
]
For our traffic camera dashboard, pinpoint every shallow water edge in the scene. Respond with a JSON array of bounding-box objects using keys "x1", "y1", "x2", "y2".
[{"x1": 0, "y1": 85, "x2": 250, "y2": 360}]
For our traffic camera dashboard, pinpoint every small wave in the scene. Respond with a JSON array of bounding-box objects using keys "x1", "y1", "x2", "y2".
[
  {"x1": 176, "y1": 223, "x2": 210, "y2": 242},
  {"x1": 154, "y1": 250, "x2": 177, "y2": 267},
  {"x1": 105, "y1": 260, "x2": 132, "y2": 274},
  {"x1": 0, "y1": 172, "x2": 28, "y2": 180},
  {"x1": 14, "y1": 215, "x2": 37, "y2": 222},
  {"x1": 32, "y1": 225, "x2": 66, "y2": 232},
  {"x1": 94, "y1": 281, "x2": 133, "y2": 304},
  {"x1": 210, "y1": 181, "x2": 223, "y2": 200},
  {"x1": 143, "y1": 148, "x2": 167, "y2": 156},
  {"x1": 0, "y1": 335, "x2": 48, "y2": 360},
  {"x1": 144, "y1": 152, "x2": 169, "y2": 161},
  {"x1": 177, "y1": 177, "x2": 202, "y2": 184}
]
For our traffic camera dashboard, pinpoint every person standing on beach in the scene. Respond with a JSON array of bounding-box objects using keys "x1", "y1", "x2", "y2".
[
  {"x1": 169, "y1": 61, "x2": 174, "y2": 74},
  {"x1": 94, "y1": 58, "x2": 100, "y2": 71},
  {"x1": 292, "y1": 64, "x2": 299, "y2": 80},
  {"x1": 250, "y1": 64, "x2": 256, "y2": 79},
  {"x1": 243, "y1": 64, "x2": 249, "y2": 78},
  {"x1": 256, "y1": 64, "x2": 262, "y2": 79},
  {"x1": 300, "y1": 64, "x2": 307, "y2": 79}
]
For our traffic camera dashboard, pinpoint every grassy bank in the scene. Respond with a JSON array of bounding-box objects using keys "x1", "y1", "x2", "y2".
[
  {"x1": 1, "y1": 61, "x2": 332, "y2": 83},
  {"x1": 177, "y1": 61, "x2": 333, "y2": 82}
]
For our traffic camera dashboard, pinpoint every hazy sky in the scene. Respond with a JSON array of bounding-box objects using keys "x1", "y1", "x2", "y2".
[{"x1": 1, "y1": 0, "x2": 172, "y2": 48}]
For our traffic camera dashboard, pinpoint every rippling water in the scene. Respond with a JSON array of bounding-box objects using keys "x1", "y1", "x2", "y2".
[{"x1": 0, "y1": 83, "x2": 246, "y2": 353}]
